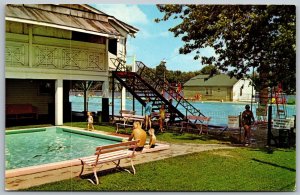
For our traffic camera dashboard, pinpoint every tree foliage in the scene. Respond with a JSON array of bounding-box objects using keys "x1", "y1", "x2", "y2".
[
  {"x1": 154, "y1": 62, "x2": 206, "y2": 84},
  {"x1": 200, "y1": 64, "x2": 220, "y2": 76},
  {"x1": 155, "y1": 5, "x2": 296, "y2": 94}
]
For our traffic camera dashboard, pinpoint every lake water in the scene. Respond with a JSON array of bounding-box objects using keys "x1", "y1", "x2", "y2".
[{"x1": 70, "y1": 96, "x2": 296, "y2": 126}]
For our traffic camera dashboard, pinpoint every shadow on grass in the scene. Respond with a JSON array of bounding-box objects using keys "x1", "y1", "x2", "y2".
[
  {"x1": 252, "y1": 158, "x2": 296, "y2": 172},
  {"x1": 79, "y1": 167, "x2": 124, "y2": 184},
  {"x1": 249, "y1": 147, "x2": 296, "y2": 154}
]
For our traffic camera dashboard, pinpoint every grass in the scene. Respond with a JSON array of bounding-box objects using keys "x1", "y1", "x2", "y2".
[
  {"x1": 25, "y1": 147, "x2": 296, "y2": 191},
  {"x1": 6, "y1": 122, "x2": 296, "y2": 191},
  {"x1": 6, "y1": 122, "x2": 226, "y2": 144},
  {"x1": 62, "y1": 122, "x2": 230, "y2": 144}
]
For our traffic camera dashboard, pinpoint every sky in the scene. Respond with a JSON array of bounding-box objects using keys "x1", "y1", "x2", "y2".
[{"x1": 91, "y1": 4, "x2": 216, "y2": 72}]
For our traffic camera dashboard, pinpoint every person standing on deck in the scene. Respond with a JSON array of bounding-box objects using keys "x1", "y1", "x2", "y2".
[
  {"x1": 144, "y1": 98, "x2": 152, "y2": 130},
  {"x1": 159, "y1": 104, "x2": 166, "y2": 132},
  {"x1": 242, "y1": 105, "x2": 255, "y2": 146},
  {"x1": 87, "y1": 111, "x2": 94, "y2": 131}
]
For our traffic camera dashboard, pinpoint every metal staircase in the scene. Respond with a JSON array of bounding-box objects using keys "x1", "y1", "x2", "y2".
[
  {"x1": 136, "y1": 61, "x2": 206, "y2": 118},
  {"x1": 111, "y1": 58, "x2": 206, "y2": 124}
]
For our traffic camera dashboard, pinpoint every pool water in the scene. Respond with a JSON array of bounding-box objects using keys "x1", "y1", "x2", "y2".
[
  {"x1": 70, "y1": 96, "x2": 296, "y2": 126},
  {"x1": 5, "y1": 127, "x2": 120, "y2": 170}
]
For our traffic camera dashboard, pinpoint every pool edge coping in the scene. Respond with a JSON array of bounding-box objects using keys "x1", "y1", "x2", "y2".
[{"x1": 5, "y1": 125, "x2": 126, "y2": 178}]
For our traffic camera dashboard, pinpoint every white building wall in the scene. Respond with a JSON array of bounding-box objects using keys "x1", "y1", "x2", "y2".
[
  {"x1": 6, "y1": 22, "x2": 111, "y2": 125},
  {"x1": 232, "y1": 79, "x2": 255, "y2": 102}
]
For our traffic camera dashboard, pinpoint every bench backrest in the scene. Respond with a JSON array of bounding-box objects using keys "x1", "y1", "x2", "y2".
[
  {"x1": 187, "y1": 115, "x2": 211, "y2": 122},
  {"x1": 131, "y1": 115, "x2": 144, "y2": 120},
  {"x1": 93, "y1": 140, "x2": 140, "y2": 164},
  {"x1": 6, "y1": 104, "x2": 38, "y2": 114},
  {"x1": 120, "y1": 110, "x2": 136, "y2": 115},
  {"x1": 122, "y1": 113, "x2": 133, "y2": 118}
]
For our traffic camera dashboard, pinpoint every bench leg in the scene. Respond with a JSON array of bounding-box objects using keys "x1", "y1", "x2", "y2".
[
  {"x1": 113, "y1": 159, "x2": 136, "y2": 175},
  {"x1": 180, "y1": 123, "x2": 184, "y2": 133},
  {"x1": 93, "y1": 167, "x2": 99, "y2": 185},
  {"x1": 86, "y1": 166, "x2": 100, "y2": 185},
  {"x1": 130, "y1": 159, "x2": 136, "y2": 175},
  {"x1": 79, "y1": 161, "x2": 84, "y2": 177},
  {"x1": 113, "y1": 159, "x2": 131, "y2": 174},
  {"x1": 116, "y1": 124, "x2": 119, "y2": 133},
  {"x1": 79, "y1": 162, "x2": 100, "y2": 185},
  {"x1": 199, "y1": 126, "x2": 203, "y2": 135}
]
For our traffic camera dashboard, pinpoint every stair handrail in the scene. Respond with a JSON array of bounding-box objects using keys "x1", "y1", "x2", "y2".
[
  {"x1": 110, "y1": 57, "x2": 127, "y2": 71},
  {"x1": 135, "y1": 61, "x2": 205, "y2": 118},
  {"x1": 112, "y1": 71, "x2": 185, "y2": 120}
]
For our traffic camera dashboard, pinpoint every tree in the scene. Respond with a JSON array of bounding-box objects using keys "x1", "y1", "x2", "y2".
[
  {"x1": 200, "y1": 64, "x2": 220, "y2": 76},
  {"x1": 155, "y1": 60, "x2": 167, "y2": 81},
  {"x1": 155, "y1": 5, "x2": 296, "y2": 94},
  {"x1": 72, "y1": 81, "x2": 103, "y2": 112}
]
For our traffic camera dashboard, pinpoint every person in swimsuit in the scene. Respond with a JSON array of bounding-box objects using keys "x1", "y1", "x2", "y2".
[
  {"x1": 148, "y1": 128, "x2": 156, "y2": 148},
  {"x1": 159, "y1": 104, "x2": 166, "y2": 132},
  {"x1": 87, "y1": 112, "x2": 94, "y2": 131},
  {"x1": 144, "y1": 98, "x2": 153, "y2": 130},
  {"x1": 128, "y1": 121, "x2": 147, "y2": 151},
  {"x1": 242, "y1": 105, "x2": 255, "y2": 146}
]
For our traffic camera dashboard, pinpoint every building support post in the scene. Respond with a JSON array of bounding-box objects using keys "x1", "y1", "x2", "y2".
[
  {"x1": 102, "y1": 79, "x2": 110, "y2": 122},
  {"x1": 55, "y1": 79, "x2": 63, "y2": 125},
  {"x1": 102, "y1": 80, "x2": 109, "y2": 98},
  {"x1": 112, "y1": 77, "x2": 115, "y2": 119},
  {"x1": 121, "y1": 87, "x2": 126, "y2": 110}
]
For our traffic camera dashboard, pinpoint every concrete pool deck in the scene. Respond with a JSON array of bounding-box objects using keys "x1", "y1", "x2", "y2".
[{"x1": 5, "y1": 127, "x2": 235, "y2": 190}]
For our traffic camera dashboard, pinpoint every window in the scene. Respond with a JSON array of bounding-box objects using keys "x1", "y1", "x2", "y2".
[
  {"x1": 108, "y1": 39, "x2": 117, "y2": 55},
  {"x1": 240, "y1": 85, "x2": 244, "y2": 96},
  {"x1": 72, "y1": 31, "x2": 106, "y2": 44},
  {"x1": 205, "y1": 88, "x2": 212, "y2": 96}
]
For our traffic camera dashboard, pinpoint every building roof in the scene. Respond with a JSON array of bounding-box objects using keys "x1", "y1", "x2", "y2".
[
  {"x1": 184, "y1": 74, "x2": 238, "y2": 87},
  {"x1": 5, "y1": 4, "x2": 138, "y2": 38}
]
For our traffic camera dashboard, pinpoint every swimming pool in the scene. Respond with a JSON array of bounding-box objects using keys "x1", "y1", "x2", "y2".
[
  {"x1": 70, "y1": 96, "x2": 296, "y2": 126},
  {"x1": 5, "y1": 127, "x2": 121, "y2": 170}
]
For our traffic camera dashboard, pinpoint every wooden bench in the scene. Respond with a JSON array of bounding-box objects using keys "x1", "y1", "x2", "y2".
[
  {"x1": 79, "y1": 140, "x2": 139, "y2": 185},
  {"x1": 181, "y1": 115, "x2": 211, "y2": 134},
  {"x1": 115, "y1": 113, "x2": 134, "y2": 133},
  {"x1": 115, "y1": 113, "x2": 145, "y2": 133},
  {"x1": 120, "y1": 110, "x2": 136, "y2": 115}
]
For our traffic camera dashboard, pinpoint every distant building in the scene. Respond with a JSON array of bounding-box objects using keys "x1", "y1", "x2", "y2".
[
  {"x1": 5, "y1": 4, "x2": 138, "y2": 125},
  {"x1": 183, "y1": 74, "x2": 255, "y2": 102}
]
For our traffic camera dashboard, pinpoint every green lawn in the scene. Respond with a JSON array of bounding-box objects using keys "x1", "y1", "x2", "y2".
[
  {"x1": 25, "y1": 147, "x2": 296, "y2": 191},
  {"x1": 6, "y1": 122, "x2": 296, "y2": 191},
  {"x1": 63, "y1": 122, "x2": 230, "y2": 144}
]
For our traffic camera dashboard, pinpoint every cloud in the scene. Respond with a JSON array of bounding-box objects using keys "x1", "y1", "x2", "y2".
[
  {"x1": 165, "y1": 46, "x2": 217, "y2": 71},
  {"x1": 158, "y1": 31, "x2": 170, "y2": 37},
  {"x1": 136, "y1": 29, "x2": 171, "y2": 39},
  {"x1": 92, "y1": 4, "x2": 148, "y2": 25}
]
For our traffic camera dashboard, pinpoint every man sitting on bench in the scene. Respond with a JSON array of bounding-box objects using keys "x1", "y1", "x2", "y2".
[{"x1": 128, "y1": 121, "x2": 147, "y2": 151}]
